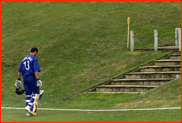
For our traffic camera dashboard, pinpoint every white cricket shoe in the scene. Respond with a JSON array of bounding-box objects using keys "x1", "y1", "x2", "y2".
[
  {"x1": 25, "y1": 106, "x2": 33, "y2": 115},
  {"x1": 26, "y1": 112, "x2": 32, "y2": 116}
]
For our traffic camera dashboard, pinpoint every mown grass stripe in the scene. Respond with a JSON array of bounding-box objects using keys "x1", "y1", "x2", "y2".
[{"x1": 1, "y1": 107, "x2": 181, "y2": 112}]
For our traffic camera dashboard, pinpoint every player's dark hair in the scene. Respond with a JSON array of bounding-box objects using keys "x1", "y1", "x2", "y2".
[{"x1": 31, "y1": 47, "x2": 38, "y2": 53}]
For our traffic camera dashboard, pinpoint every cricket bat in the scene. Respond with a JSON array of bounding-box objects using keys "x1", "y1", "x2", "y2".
[{"x1": 32, "y1": 87, "x2": 40, "y2": 115}]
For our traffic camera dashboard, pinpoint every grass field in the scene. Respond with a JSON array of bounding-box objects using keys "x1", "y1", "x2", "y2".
[
  {"x1": 1, "y1": 1, "x2": 181, "y2": 122},
  {"x1": 1, "y1": 78, "x2": 181, "y2": 122},
  {"x1": 1, "y1": 109, "x2": 181, "y2": 122}
]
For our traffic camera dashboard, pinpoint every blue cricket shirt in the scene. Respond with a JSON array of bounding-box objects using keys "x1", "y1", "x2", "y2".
[{"x1": 18, "y1": 55, "x2": 41, "y2": 78}]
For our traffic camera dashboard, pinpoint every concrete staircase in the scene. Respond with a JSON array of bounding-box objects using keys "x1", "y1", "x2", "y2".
[{"x1": 88, "y1": 52, "x2": 181, "y2": 93}]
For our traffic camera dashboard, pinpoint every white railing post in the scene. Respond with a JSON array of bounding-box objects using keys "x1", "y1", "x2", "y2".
[
  {"x1": 175, "y1": 28, "x2": 179, "y2": 46},
  {"x1": 178, "y1": 28, "x2": 181, "y2": 51},
  {"x1": 130, "y1": 31, "x2": 134, "y2": 51},
  {"x1": 154, "y1": 29, "x2": 158, "y2": 51}
]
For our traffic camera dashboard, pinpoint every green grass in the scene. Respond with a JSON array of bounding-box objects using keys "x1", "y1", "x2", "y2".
[
  {"x1": 2, "y1": 1, "x2": 180, "y2": 104},
  {"x1": 1, "y1": 1, "x2": 181, "y2": 122},
  {"x1": 2, "y1": 77, "x2": 182, "y2": 122},
  {"x1": 1, "y1": 109, "x2": 181, "y2": 122},
  {"x1": 111, "y1": 78, "x2": 181, "y2": 109},
  {"x1": 1, "y1": 78, "x2": 181, "y2": 122}
]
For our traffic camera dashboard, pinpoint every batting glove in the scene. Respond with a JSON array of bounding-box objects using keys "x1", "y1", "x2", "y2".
[
  {"x1": 15, "y1": 79, "x2": 21, "y2": 88},
  {"x1": 37, "y1": 79, "x2": 42, "y2": 88}
]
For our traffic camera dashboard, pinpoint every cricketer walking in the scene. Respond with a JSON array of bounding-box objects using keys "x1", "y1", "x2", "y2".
[{"x1": 15, "y1": 47, "x2": 44, "y2": 116}]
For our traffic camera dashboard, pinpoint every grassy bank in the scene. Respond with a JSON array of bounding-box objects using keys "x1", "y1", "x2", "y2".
[
  {"x1": 1, "y1": 1, "x2": 181, "y2": 122},
  {"x1": 2, "y1": 1, "x2": 180, "y2": 105}
]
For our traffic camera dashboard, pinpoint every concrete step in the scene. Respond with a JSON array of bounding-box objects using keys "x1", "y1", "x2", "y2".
[
  {"x1": 175, "y1": 52, "x2": 181, "y2": 55},
  {"x1": 96, "y1": 85, "x2": 159, "y2": 93},
  {"x1": 125, "y1": 71, "x2": 181, "y2": 79},
  {"x1": 169, "y1": 56, "x2": 181, "y2": 59},
  {"x1": 111, "y1": 78, "x2": 173, "y2": 86},
  {"x1": 139, "y1": 65, "x2": 181, "y2": 72},
  {"x1": 154, "y1": 59, "x2": 181, "y2": 66},
  {"x1": 168, "y1": 54, "x2": 181, "y2": 59},
  {"x1": 82, "y1": 51, "x2": 181, "y2": 94},
  {"x1": 158, "y1": 46, "x2": 179, "y2": 51}
]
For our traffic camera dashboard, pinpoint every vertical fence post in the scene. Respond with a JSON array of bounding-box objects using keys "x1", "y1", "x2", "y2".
[
  {"x1": 130, "y1": 31, "x2": 134, "y2": 51},
  {"x1": 178, "y1": 28, "x2": 181, "y2": 51},
  {"x1": 154, "y1": 29, "x2": 158, "y2": 51},
  {"x1": 175, "y1": 28, "x2": 178, "y2": 46}
]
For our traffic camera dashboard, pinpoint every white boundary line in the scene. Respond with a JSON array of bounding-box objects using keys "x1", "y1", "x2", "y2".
[{"x1": 1, "y1": 107, "x2": 181, "y2": 112}]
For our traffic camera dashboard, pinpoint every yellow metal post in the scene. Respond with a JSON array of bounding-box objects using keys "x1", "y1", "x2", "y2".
[{"x1": 127, "y1": 17, "x2": 130, "y2": 48}]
